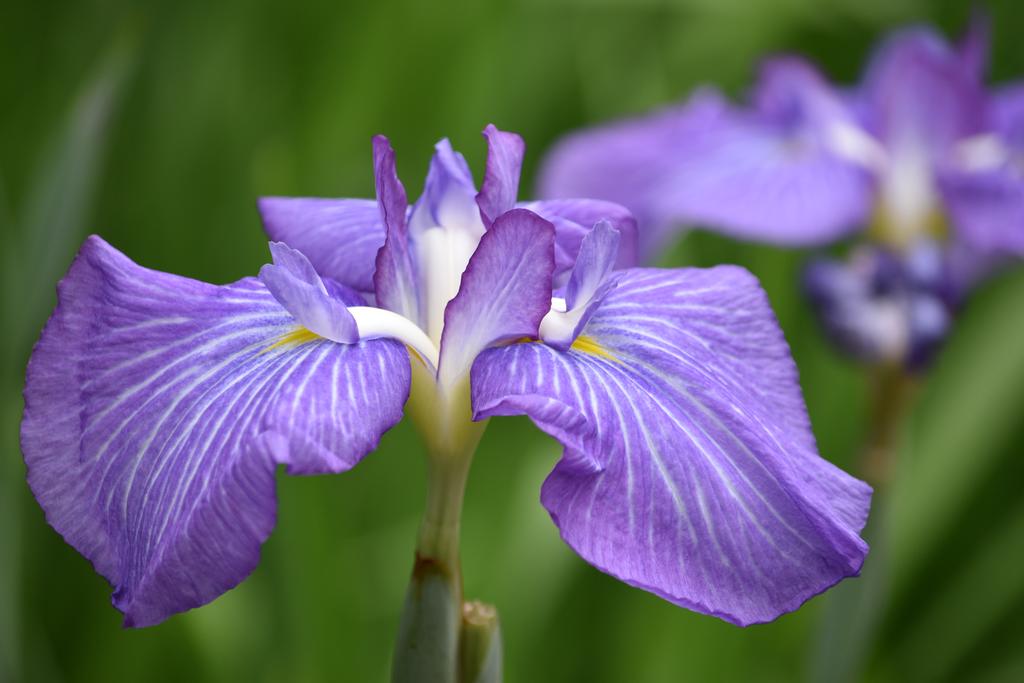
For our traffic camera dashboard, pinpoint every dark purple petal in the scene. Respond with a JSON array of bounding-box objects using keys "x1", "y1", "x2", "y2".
[
  {"x1": 471, "y1": 267, "x2": 870, "y2": 625},
  {"x1": 437, "y1": 209, "x2": 555, "y2": 386},
  {"x1": 257, "y1": 197, "x2": 384, "y2": 295},
  {"x1": 476, "y1": 125, "x2": 525, "y2": 227},
  {"x1": 22, "y1": 237, "x2": 410, "y2": 627},
  {"x1": 859, "y1": 27, "x2": 986, "y2": 157},
  {"x1": 259, "y1": 242, "x2": 358, "y2": 343},
  {"x1": 372, "y1": 136, "x2": 422, "y2": 323}
]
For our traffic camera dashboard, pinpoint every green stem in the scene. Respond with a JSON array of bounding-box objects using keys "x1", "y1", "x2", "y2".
[
  {"x1": 861, "y1": 363, "x2": 917, "y2": 488},
  {"x1": 807, "y1": 363, "x2": 918, "y2": 683},
  {"x1": 392, "y1": 453, "x2": 472, "y2": 683}
]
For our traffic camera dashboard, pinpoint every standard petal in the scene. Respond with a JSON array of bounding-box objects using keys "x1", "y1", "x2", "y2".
[
  {"x1": 471, "y1": 267, "x2": 871, "y2": 625},
  {"x1": 476, "y1": 124, "x2": 525, "y2": 227},
  {"x1": 859, "y1": 27, "x2": 986, "y2": 155},
  {"x1": 437, "y1": 209, "x2": 555, "y2": 387},
  {"x1": 409, "y1": 138, "x2": 480, "y2": 236},
  {"x1": 257, "y1": 197, "x2": 384, "y2": 296},
  {"x1": 21, "y1": 237, "x2": 410, "y2": 627},
  {"x1": 372, "y1": 136, "x2": 422, "y2": 323}
]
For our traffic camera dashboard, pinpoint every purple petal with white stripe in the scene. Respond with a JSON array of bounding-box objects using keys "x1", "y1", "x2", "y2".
[
  {"x1": 259, "y1": 242, "x2": 358, "y2": 343},
  {"x1": 21, "y1": 237, "x2": 410, "y2": 627},
  {"x1": 372, "y1": 136, "x2": 421, "y2": 323},
  {"x1": 257, "y1": 197, "x2": 384, "y2": 295},
  {"x1": 471, "y1": 267, "x2": 871, "y2": 625},
  {"x1": 437, "y1": 209, "x2": 555, "y2": 386},
  {"x1": 476, "y1": 125, "x2": 525, "y2": 227}
]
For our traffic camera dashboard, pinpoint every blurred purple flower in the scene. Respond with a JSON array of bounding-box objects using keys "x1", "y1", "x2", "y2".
[
  {"x1": 539, "y1": 20, "x2": 1024, "y2": 263},
  {"x1": 22, "y1": 126, "x2": 870, "y2": 629}
]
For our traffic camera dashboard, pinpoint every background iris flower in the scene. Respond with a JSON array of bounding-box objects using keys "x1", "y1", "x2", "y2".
[
  {"x1": 22, "y1": 126, "x2": 869, "y2": 678},
  {"x1": 540, "y1": 21, "x2": 1023, "y2": 375}
]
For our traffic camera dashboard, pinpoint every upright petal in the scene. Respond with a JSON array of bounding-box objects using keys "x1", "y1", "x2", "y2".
[
  {"x1": 472, "y1": 267, "x2": 871, "y2": 625},
  {"x1": 409, "y1": 138, "x2": 480, "y2": 236},
  {"x1": 257, "y1": 197, "x2": 384, "y2": 295},
  {"x1": 476, "y1": 125, "x2": 525, "y2": 227},
  {"x1": 22, "y1": 237, "x2": 410, "y2": 627},
  {"x1": 437, "y1": 209, "x2": 555, "y2": 387},
  {"x1": 958, "y1": 10, "x2": 991, "y2": 79},
  {"x1": 859, "y1": 27, "x2": 986, "y2": 156},
  {"x1": 372, "y1": 136, "x2": 421, "y2": 324}
]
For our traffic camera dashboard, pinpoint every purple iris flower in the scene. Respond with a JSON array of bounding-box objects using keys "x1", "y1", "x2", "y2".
[
  {"x1": 22, "y1": 125, "x2": 870, "y2": 629},
  {"x1": 538, "y1": 21, "x2": 1024, "y2": 263}
]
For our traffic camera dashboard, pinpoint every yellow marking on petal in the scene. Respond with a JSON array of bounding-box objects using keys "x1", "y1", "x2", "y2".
[
  {"x1": 262, "y1": 326, "x2": 321, "y2": 353},
  {"x1": 509, "y1": 334, "x2": 619, "y2": 362},
  {"x1": 571, "y1": 335, "x2": 619, "y2": 362}
]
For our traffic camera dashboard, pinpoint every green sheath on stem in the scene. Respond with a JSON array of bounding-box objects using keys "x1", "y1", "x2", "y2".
[{"x1": 392, "y1": 371, "x2": 502, "y2": 683}]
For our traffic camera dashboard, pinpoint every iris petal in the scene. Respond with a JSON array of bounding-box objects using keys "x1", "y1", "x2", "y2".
[
  {"x1": 476, "y1": 125, "x2": 526, "y2": 227},
  {"x1": 437, "y1": 209, "x2": 555, "y2": 387},
  {"x1": 372, "y1": 135, "x2": 422, "y2": 324},
  {"x1": 257, "y1": 197, "x2": 384, "y2": 296},
  {"x1": 471, "y1": 266, "x2": 870, "y2": 625},
  {"x1": 21, "y1": 237, "x2": 410, "y2": 627}
]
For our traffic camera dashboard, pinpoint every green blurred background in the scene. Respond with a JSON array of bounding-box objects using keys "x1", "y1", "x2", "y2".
[{"x1": 3, "y1": 0, "x2": 1024, "y2": 681}]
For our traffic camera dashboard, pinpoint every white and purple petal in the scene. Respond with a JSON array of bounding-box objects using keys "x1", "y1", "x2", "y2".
[
  {"x1": 22, "y1": 237, "x2": 410, "y2": 627},
  {"x1": 437, "y1": 209, "x2": 555, "y2": 387},
  {"x1": 471, "y1": 267, "x2": 871, "y2": 625},
  {"x1": 257, "y1": 197, "x2": 384, "y2": 296}
]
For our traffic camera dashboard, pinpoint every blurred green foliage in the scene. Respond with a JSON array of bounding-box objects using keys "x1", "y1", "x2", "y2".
[{"x1": 3, "y1": 0, "x2": 1024, "y2": 681}]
